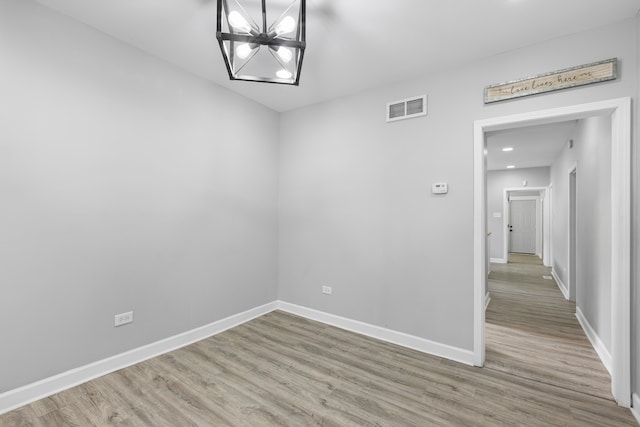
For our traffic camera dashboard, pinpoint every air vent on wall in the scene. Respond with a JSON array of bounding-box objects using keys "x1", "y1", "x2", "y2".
[{"x1": 386, "y1": 95, "x2": 427, "y2": 122}]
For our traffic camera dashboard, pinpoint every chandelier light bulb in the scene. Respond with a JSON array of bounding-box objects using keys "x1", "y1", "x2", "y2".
[
  {"x1": 275, "y1": 16, "x2": 296, "y2": 35},
  {"x1": 236, "y1": 43, "x2": 253, "y2": 59},
  {"x1": 276, "y1": 69, "x2": 293, "y2": 79},
  {"x1": 277, "y1": 47, "x2": 293, "y2": 63},
  {"x1": 228, "y1": 11, "x2": 252, "y2": 33}
]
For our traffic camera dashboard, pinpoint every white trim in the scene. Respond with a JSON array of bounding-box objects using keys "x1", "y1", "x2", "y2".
[
  {"x1": 508, "y1": 196, "x2": 539, "y2": 200},
  {"x1": 631, "y1": 394, "x2": 640, "y2": 425},
  {"x1": 503, "y1": 189, "x2": 510, "y2": 259},
  {"x1": 536, "y1": 197, "x2": 543, "y2": 258},
  {"x1": 552, "y1": 269, "x2": 570, "y2": 300},
  {"x1": 490, "y1": 257, "x2": 507, "y2": 264},
  {"x1": 0, "y1": 301, "x2": 278, "y2": 416},
  {"x1": 484, "y1": 293, "x2": 491, "y2": 311},
  {"x1": 1, "y1": 299, "x2": 482, "y2": 415},
  {"x1": 473, "y1": 98, "x2": 631, "y2": 407},
  {"x1": 609, "y1": 98, "x2": 632, "y2": 408},
  {"x1": 473, "y1": 120, "x2": 486, "y2": 367},
  {"x1": 543, "y1": 185, "x2": 553, "y2": 267},
  {"x1": 567, "y1": 163, "x2": 578, "y2": 302},
  {"x1": 277, "y1": 301, "x2": 475, "y2": 366},
  {"x1": 575, "y1": 307, "x2": 612, "y2": 375}
]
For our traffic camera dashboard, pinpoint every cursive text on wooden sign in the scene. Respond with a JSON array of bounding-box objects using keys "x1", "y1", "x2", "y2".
[{"x1": 484, "y1": 58, "x2": 617, "y2": 104}]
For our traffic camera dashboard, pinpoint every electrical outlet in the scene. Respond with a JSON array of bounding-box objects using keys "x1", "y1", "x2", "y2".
[
  {"x1": 322, "y1": 286, "x2": 332, "y2": 295},
  {"x1": 114, "y1": 311, "x2": 134, "y2": 327}
]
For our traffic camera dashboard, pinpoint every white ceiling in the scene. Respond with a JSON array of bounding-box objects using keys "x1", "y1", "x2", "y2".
[
  {"x1": 35, "y1": 0, "x2": 640, "y2": 112},
  {"x1": 486, "y1": 121, "x2": 578, "y2": 171}
]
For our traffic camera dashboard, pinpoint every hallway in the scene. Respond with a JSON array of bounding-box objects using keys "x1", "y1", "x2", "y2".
[{"x1": 486, "y1": 254, "x2": 621, "y2": 403}]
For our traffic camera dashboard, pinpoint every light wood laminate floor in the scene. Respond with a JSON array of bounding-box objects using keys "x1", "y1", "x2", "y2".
[
  {"x1": 486, "y1": 254, "x2": 616, "y2": 401},
  {"x1": 1, "y1": 257, "x2": 636, "y2": 425}
]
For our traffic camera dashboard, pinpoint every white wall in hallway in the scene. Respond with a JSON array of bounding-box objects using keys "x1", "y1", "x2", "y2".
[{"x1": 550, "y1": 116, "x2": 612, "y2": 351}]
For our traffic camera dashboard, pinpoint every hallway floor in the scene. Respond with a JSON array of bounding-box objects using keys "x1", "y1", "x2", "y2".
[{"x1": 486, "y1": 254, "x2": 627, "y2": 406}]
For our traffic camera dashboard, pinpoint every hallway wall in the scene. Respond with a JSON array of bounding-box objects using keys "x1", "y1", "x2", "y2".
[{"x1": 550, "y1": 116, "x2": 613, "y2": 352}]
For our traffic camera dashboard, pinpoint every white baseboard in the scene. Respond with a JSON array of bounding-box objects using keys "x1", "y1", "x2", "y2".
[
  {"x1": 2, "y1": 300, "x2": 477, "y2": 416},
  {"x1": 0, "y1": 301, "x2": 278, "y2": 416},
  {"x1": 631, "y1": 393, "x2": 640, "y2": 424},
  {"x1": 490, "y1": 258, "x2": 507, "y2": 264},
  {"x1": 575, "y1": 306, "x2": 612, "y2": 375},
  {"x1": 551, "y1": 269, "x2": 569, "y2": 300},
  {"x1": 484, "y1": 292, "x2": 491, "y2": 311},
  {"x1": 277, "y1": 301, "x2": 475, "y2": 366}
]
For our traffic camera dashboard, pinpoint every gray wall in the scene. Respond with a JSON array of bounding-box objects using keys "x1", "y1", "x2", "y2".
[
  {"x1": 278, "y1": 19, "x2": 637, "y2": 352},
  {"x1": 0, "y1": 0, "x2": 279, "y2": 393},
  {"x1": 550, "y1": 116, "x2": 613, "y2": 351},
  {"x1": 487, "y1": 167, "x2": 550, "y2": 261},
  {"x1": 550, "y1": 138, "x2": 575, "y2": 288}
]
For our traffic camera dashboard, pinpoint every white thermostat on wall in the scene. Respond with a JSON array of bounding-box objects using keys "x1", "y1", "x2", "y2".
[{"x1": 432, "y1": 183, "x2": 448, "y2": 194}]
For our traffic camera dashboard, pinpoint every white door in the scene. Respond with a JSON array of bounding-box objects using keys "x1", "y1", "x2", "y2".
[{"x1": 509, "y1": 199, "x2": 536, "y2": 254}]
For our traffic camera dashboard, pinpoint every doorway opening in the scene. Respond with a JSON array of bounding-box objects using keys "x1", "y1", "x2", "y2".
[{"x1": 473, "y1": 98, "x2": 631, "y2": 407}]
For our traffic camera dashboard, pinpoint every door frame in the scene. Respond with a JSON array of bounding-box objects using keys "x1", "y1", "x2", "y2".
[
  {"x1": 568, "y1": 165, "x2": 578, "y2": 302},
  {"x1": 502, "y1": 188, "x2": 546, "y2": 262},
  {"x1": 473, "y1": 98, "x2": 631, "y2": 407},
  {"x1": 545, "y1": 184, "x2": 553, "y2": 268}
]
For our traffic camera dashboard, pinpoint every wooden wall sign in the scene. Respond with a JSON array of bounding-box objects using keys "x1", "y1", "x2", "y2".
[{"x1": 484, "y1": 58, "x2": 617, "y2": 104}]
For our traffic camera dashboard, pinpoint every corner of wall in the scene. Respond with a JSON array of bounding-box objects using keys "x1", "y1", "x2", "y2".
[{"x1": 631, "y1": 393, "x2": 640, "y2": 424}]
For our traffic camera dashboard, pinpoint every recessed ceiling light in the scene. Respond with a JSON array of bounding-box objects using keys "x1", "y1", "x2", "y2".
[
  {"x1": 502, "y1": 147, "x2": 514, "y2": 152},
  {"x1": 507, "y1": 165, "x2": 515, "y2": 169}
]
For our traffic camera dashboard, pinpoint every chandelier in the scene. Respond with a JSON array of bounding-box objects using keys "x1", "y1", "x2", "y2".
[{"x1": 216, "y1": 0, "x2": 306, "y2": 85}]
